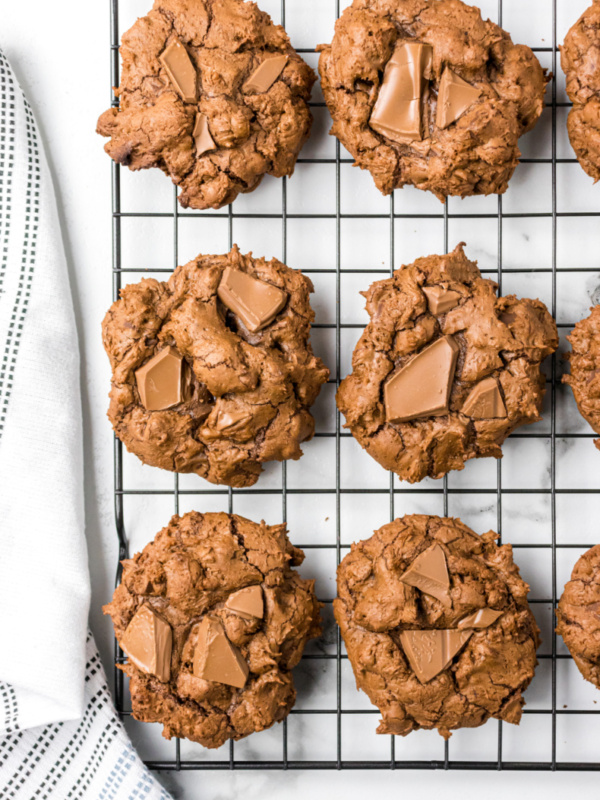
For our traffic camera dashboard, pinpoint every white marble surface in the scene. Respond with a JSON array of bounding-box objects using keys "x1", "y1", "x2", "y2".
[{"x1": 3, "y1": 0, "x2": 600, "y2": 796}]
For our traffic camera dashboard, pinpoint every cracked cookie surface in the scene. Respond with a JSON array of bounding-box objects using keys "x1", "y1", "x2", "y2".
[
  {"x1": 318, "y1": 0, "x2": 547, "y2": 200},
  {"x1": 556, "y1": 545, "x2": 600, "y2": 689},
  {"x1": 563, "y1": 305, "x2": 600, "y2": 450},
  {"x1": 104, "y1": 511, "x2": 321, "y2": 748},
  {"x1": 97, "y1": 0, "x2": 315, "y2": 209},
  {"x1": 335, "y1": 514, "x2": 539, "y2": 738},
  {"x1": 102, "y1": 245, "x2": 329, "y2": 487},
  {"x1": 562, "y1": 1, "x2": 600, "y2": 181},
  {"x1": 336, "y1": 244, "x2": 558, "y2": 483}
]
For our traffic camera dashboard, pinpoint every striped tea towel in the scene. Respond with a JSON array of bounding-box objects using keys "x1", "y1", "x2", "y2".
[
  {"x1": 1, "y1": 635, "x2": 171, "y2": 800},
  {"x1": 0, "y1": 50, "x2": 171, "y2": 800}
]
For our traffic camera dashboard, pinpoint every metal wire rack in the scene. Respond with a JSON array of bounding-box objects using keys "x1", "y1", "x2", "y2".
[{"x1": 109, "y1": 0, "x2": 600, "y2": 773}]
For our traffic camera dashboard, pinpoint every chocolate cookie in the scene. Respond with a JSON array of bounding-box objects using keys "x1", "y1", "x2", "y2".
[
  {"x1": 336, "y1": 244, "x2": 558, "y2": 483},
  {"x1": 318, "y1": 0, "x2": 547, "y2": 200},
  {"x1": 102, "y1": 246, "x2": 329, "y2": 487},
  {"x1": 104, "y1": 511, "x2": 321, "y2": 748},
  {"x1": 562, "y1": 2, "x2": 600, "y2": 181},
  {"x1": 563, "y1": 306, "x2": 600, "y2": 449},
  {"x1": 97, "y1": 0, "x2": 315, "y2": 210},
  {"x1": 335, "y1": 515, "x2": 539, "y2": 738},
  {"x1": 556, "y1": 545, "x2": 600, "y2": 689}
]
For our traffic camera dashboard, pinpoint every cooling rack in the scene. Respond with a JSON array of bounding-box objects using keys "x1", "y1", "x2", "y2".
[{"x1": 109, "y1": 0, "x2": 600, "y2": 773}]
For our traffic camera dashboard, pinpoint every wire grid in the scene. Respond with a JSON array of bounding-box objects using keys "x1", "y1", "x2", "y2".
[{"x1": 108, "y1": 0, "x2": 600, "y2": 773}]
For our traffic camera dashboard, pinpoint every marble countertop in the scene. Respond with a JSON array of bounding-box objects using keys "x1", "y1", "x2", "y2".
[{"x1": 4, "y1": 0, "x2": 600, "y2": 796}]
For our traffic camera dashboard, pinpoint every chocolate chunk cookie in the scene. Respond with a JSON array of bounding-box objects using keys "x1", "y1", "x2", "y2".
[
  {"x1": 336, "y1": 244, "x2": 558, "y2": 483},
  {"x1": 318, "y1": 0, "x2": 547, "y2": 200},
  {"x1": 556, "y1": 545, "x2": 600, "y2": 689},
  {"x1": 563, "y1": 306, "x2": 600, "y2": 449},
  {"x1": 562, "y1": 2, "x2": 600, "y2": 181},
  {"x1": 97, "y1": 0, "x2": 315, "y2": 209},
  {"x1": 104, "y1": 511, "x2": 321, "y2": 748},
  {"x1": 102, "y1": 246, "x2": 329, "y2": 487},
  {"x1": 335, "y1": 515, "x2": 539, "y2": 738}
]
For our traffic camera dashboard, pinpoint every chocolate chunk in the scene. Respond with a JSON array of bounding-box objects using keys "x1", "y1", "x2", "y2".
[
  {"x1": 135, "y1": 347, "x2": 188, "y2": 412},
  {"x1": 436, "y1": 67, "x2": 481, "y2": 129},
  {"x1": 180, "y1": 359, "x2": 194, "y2": 403},
  {"x1": 399, "y1": 543, "x2": 450, "y2": 604},
  {"x1": 399, "y1": 628, "x2": 473, "y2": 683},
  {"x1": 217, "y1": 267, "x2": 288, "y2": 333},
  {"x1": 193, "y1": 113, "x2": 216, "y2": 157},
  {"x1": 457, "y1": 608, "x2": 503, "y2": 629},
  {"x1": 225, "y1": 585, "x2": 264, "y2": 619},
  {"x1": 120, "y1": 604, "x2": 172, "y2": 683},
  {"x1": 159, "y1": 38, "x2": 197, "y2": 104},
  {"x1": 423, "y1": 285, "x2": 462, "y2": 315},
  {"x1": 215, "y1": 408, "x2": 252, "y2": 432},
  {"x1": 384, "y1": 335, "x2": 459, "y2": 423},
  {"x1": 462, "y1": 377, "x2": 507, "y2": 419},
  {"x1": 243, "y1": 55, "x2": 288, "y2": 93},
  {"x1": 369, "y1": 41, "x2": 433, "y2": 144},
  {"x1": 193, "y1": 616, "x2": 249, "y2": 689}
]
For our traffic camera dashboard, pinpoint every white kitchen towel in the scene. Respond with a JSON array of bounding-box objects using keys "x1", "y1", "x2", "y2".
[
  {"x1": 0, "y1": 48, "x2": 89, "y2": 735},
  {"x1": 0, "y1": 50, "x2": 172, "y2": 799}
]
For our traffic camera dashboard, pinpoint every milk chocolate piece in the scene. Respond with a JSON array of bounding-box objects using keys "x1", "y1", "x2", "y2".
[
  {"x1": 135, "y1": 347, "x2": 187, "y2": 411},
  {"x1": 193, "y1": 616, "x2": 249, "y2": 689},
  {"x1": 457, "y1": 608, "x2": 503, "y2": 629},
  {"x1": 369, "y1": 41, "x2": 433, "y2": 144},
  {"x1": 181, "y1": 359, "x2": 194, "y2": 403},
  {"x1": 399, "y1": 544, "x2": 450, "y2": 604},
  {"x1": 436, "y1": 67, "x2": 481, "y2": 129},
  {"x1": 121, "y1": 604, "x2": 172, "y2": 683},
  {"x1": 462, "y1": 377, "x2": 507, "y2": 419},
  {"x1": 215, "y1": 408, "x2": 252, "y2": 432},
  {"x1": 159, "y1": 38, "x2": 197, "y2": 103},
  {"x1": 400, "y1": 628, "x2": 472, "y2": 683},
  {"x1": 384, "y1": 335, "x2": 459, "y2": 423},
  {"x1": 243, "y1": 55, "x2": 288, "y2": 93},
  {"x1": 193, "y1": 113, "x2": 216, "y2": 157},
  {"x1": 423, "y1": 285, "x2": 462, "y2": 315},
  {"x1": 218, "y1": 267, "x2": 288, "y2": 333},
  {"x1": 225, "y1": 585, "x2": 264, "y2": 619}
]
